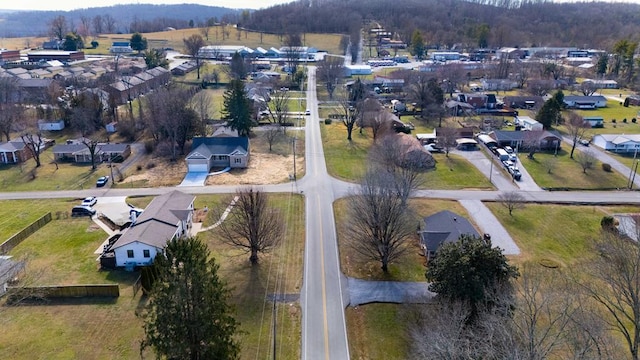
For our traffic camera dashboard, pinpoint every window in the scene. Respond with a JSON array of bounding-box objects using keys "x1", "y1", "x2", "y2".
[
  {"x1": 234, "y1": 158, "x2": 242, "y2": 164},
  {"x1": 127, "y1": 249, "x2": 134, "y2": 258},
  {"x1": 143, "y1": 249, "x2": 150, "y2": 258}
]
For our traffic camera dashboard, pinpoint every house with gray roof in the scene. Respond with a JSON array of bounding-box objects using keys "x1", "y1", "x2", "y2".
[
  {"x1": 108, "y1": 190, "x2": 195, "y2": 268},
  {"x1": 592, "y1": 134, "x2": 640, "y2": 153},
  {"x1": 52, "y1": 142, "x2": 131, "y2": 163},
  {"x1": 489, "y1": 130, "x2": 562, "y2": 150},
  {"x1": 0, "y1": 141, "x2": 30, "y2": 164},
  {"x1": 186, "y1": 137, "x2": 250, "y2": 172},
  {"x1": 563, "y1": 95, "x2": 607, "y2": 109},
  {"x1": 419, "y1": 210, "x2": 480, "y2": 259}
]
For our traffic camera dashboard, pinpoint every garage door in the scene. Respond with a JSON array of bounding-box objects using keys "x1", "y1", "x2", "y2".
[{"x1": 188, "y1": 163, "x2": 209, "y2": 172}]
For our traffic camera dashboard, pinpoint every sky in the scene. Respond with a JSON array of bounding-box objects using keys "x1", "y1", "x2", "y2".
[{"x1": 1, "y1": 0, "x2": 639, "y2": 11}]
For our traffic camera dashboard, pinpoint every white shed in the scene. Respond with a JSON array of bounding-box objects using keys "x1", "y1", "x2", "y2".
[
  {"x1": 37, "y1": 119, "x2": 65, "y2": 131},
  {"x1": 517, "y1": 116, "x2": 543, "y2": 131}
]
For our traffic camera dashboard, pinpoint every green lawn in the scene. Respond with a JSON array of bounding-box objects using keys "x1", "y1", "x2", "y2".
[
  {"x1": 1, "y1": 193, "x2": 304, "y2": 360},
  {"x1": 346, "y1": 304, "x2": 409, "y2": 360},
  {"x1": 320, "y1": 122, "x2": 492, "y2": 189},
  {"x1": 522, "y1": 149, "x2": 629, "y2": 189},
  {"x1": 0, "y1": 149, "x2": 110, "y2": 192}
]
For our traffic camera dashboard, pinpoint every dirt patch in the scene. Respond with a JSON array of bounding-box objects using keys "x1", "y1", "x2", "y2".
[
  {"x1": 118, "y1": 155, "x2": 188, "y2": 187},
  {"x1": 206, "y1": 152, "x2": 304, "y2": 185}
]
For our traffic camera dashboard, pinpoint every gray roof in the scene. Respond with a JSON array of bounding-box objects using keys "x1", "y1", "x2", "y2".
[
  {"x1": 189, "y1": 137, "x2": 249, "y2": 158},
  {"x1": 0, "y1": 141, "x2": 26, "y2": 152},
  {"x1": 52, "y1": 143, "x2": 129, "y2": 155},
  {"x1": 563, "y1": 95, "x2": 606, "y2": 102},
  {"x1": 420, "y1": 210, "x2": 479, "y2": 254},
  {"x1": 490, "y1": 130, "x2": 561, "y2": 142},
  {"x1": 111, "y1": 190, "x2": 195, "y2": 250}
]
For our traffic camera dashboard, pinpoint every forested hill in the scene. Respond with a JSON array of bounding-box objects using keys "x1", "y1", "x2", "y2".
[
  {"x1": 240, "y1": 0, "x2": 640, "y2": 50},
  {"x1": 0, "y1": 4, "x2": 239, "y2": 37}
]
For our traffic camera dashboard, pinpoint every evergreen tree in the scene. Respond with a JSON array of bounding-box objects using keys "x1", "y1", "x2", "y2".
[
  {"x1": 426, "y1": 235, "x2": 519, "y2": 322},
  {"x1": 140, "y1": 237, "x2": 239, "y2": 360},
  {"x1": 410, "y1": 30, "x2": 426, "y2": 60},
  {"x1": 596, "y1": 54, "x2": 608, "y2": 77},
  {"x1": 536, "y1": 93, "x2": 563, "y2": 130},
  {"x1": 130, "y1": 32, "x2": 148, "y2": 53},
  {"x1": 222, "y1": 79, "x2": 253, "y2": 137}
]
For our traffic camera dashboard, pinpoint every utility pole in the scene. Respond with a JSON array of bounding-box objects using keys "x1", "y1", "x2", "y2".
[
  {"x1": 272, "y1": 299, "x2": 277, "y2": 360},
  {"x1": 292, "y1": 137, "x2": 297, "y2": 180},
  {"x1": 629, "y1": 149, "x2": 638, "y2": 189}
]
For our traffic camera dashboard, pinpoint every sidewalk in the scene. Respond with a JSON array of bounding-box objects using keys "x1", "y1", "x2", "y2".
[{"x1": 346, "y1": 278, "x2": 436, "y2": 307}]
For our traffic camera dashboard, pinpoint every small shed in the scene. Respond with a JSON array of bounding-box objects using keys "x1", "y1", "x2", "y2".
[
  {"x1": 38, "y1": 119, "x2": 65, "y2": 131},
  {"x1": 584, "y1": 116, "x2": 604, "y2": 128}
]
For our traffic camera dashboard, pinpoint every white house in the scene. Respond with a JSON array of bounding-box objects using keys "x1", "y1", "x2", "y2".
[
  {"x1": 517, "y1": 116, "x2": 543, "y2": 131},
  {"x1": 186, "y1": 137, "x2": 250, "y2": 172},
  {"x1": 109, "y1": 191, "x2": 195, "y2": 268},
  {"x1": 37, "y1": 119, "x2": 65, "y2": 131},
  {"x1": 344, "y1": 64, "x2": 372, "y2": 76},
  {"x1": 592, "y1": 134, "x2": 640, "y2": 154},
  {"x1": 563, "y1": 95, "x2": 607, "y2": 109}
]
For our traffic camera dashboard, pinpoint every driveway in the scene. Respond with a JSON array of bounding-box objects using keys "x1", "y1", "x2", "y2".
[
  {"x1": 93, "y1": 196, "x2": 132, "y2": 226},
  {"x1": 451, "y1": 149, "x2": 518, "y2": 191},
  {"x1": 459, "y1": 199, "x2": 520, "y2": 255},
  {"x1": 179, "y1": 172, "x2": 208, "y2": 187},
  {"x1": 347, "y1": 278, "x2": 436, "y2": 307}
]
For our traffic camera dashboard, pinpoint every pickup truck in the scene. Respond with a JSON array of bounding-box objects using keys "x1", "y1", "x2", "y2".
[{"x1": 424, "y1": 144, "x2": 444, "y2": 153}]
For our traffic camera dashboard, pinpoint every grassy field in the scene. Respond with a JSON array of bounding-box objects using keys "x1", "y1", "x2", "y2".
[
  {"x1": 320, "y1": 121, "x2": 492, "y2": 189},
  {"x1": 521, "y1": 149, "x2": 629, "y2": 189},
  {"x1": 0, "y1": 193, "x2": 304, "y2": 360},
  {"x1": 346, "y1": 304, "x2": 409, "y2": 360}
]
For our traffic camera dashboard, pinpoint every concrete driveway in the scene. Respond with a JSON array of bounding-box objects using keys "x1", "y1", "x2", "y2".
[
  {"x1": 179, "y1": 172, "x2": 208, "y2": 187},
  {"x1": 93, "y1": 196, "x2": 132, "y2": 226},
  {"x1": 459, "y1": 199, "x2": 520, "y2": 255}
]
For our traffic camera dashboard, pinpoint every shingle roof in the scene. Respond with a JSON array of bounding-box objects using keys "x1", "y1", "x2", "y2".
[
  {"x1": 420, "y1": 210, "x2": 479, "y2": 253},
  {"x1": 111, "y1": 190, "x2": 195, "y2": 250},
  {"x1": 190, "y1": 137, "x2": 249, "y2": 156}
]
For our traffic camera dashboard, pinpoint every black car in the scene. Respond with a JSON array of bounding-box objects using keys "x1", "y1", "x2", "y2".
[
  {"x1": 96, "y1": 176, "x2": 110, "y2": 187},
  {"x1": 71, "y1": 205, "x2": 96, "y2": 217}
]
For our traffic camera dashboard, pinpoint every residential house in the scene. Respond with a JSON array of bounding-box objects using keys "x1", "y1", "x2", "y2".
[
  {"x1": 516, "y1": 116, "x2": 543, "y2": 131},
  {"x1": 563, "y1": 95, "x2": 607, "y2": 109},
  {"x1": 592, "y1": 134, "x2": 640, "y2": 154},
  {"x1": 109, "y1": 41, "x2": 133, "y2": 54},
  {"x1": 481, "y1": 79, "x2": 517, "y2": 91},
  {"x1": 171, "y1": 61, "x2": 198, "y2": 76},
  {"x1": 0, "y1": 141, "x2": 31, "y2": 164},
  {"x1": 186, "y1": 137, "x2": 250, "y2": 172},
  {"x1": 503, "y1": 96, "x2": 544, "y2": 109},
  {"x1": 489, "y1": 130, "x2": 562, "y2": 150},
  {"x1": 584, "y1": 116, "x2": 604, "y2": 128},
  {"x1": 52, "y1": 142, "x2": 131, "y2": 163},
  {"x1": 583, "y1": 79, "x2": 618, "y2": 89},
  {"x1": 37, "y1": 119, "x2": 65, "y2": 131},
  {"x1": 106, "y1": 190, "x2": 196, "y2": 268},
  {"x1": 419, "y1": 210, "x2": 480, "y2": 260}
]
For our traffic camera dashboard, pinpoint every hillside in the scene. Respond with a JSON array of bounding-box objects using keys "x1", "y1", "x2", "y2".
[
  {"x1": 0, "y1": 4, "x2": 239, "y2": 37},
  {"x1": 241, "y1": 0, "x2": 640, "y2": 50}
]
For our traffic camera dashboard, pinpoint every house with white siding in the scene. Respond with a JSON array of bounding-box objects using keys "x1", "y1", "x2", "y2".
[
  {"x1": 108, "y1": 191, "x2": 195, "y2": 268},
  {"x1": 592, "y1": 134, "x2": 640, "y2": 154}
]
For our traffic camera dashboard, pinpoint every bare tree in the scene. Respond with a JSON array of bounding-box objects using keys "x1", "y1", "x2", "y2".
[
  {"x1": 540, "y1": 156, "x2": 558, "y2": 174},
  {"x1": 189, "y1": 91, "x2": 214, "y2": 136},
  {"x1": 283, "y1": 32, "x2": 303, "y2": 76},
  {"x1": 49, "y1": 15, "x2": 67, "y2": 41},
  {"x1": 575, "y1": 149, "x2": 596, "y2": 174},
  {"x1": 368, "y1": 134, "x2": 434, "y2": 205},
  {"x1": 183, "y1": 34, "x2": 206, "y2": 79},
  {"x1": 497, "y1": 191, "x2": 525, "y2": 216},
  {"x1": 81, "y1": 137, "x2": 100, "y2": 171},
  {"x1": 566, "y1": 112, "x2": 590, "y2": 159},
  {"x1": 365, "y1": 111, "x2": 390, "y2": 143},
  {"x1": 512, "y1": 266, "x2": 575, "y2": 360},
  {"x1": 265, "y1": 89, "x2": 290, "y2": 127},
  {"x1": 346, "y1": 169, "x2": 416, "y2": 272},
  {"x1": 580, "y1": 80, "x2": 600, "y2": 96},
  {"x1": 316, "y1": 55, "x2": 345, "y2": 100},
  {"x1": 579, "y1": 232, "x2": 640, "y2": 360},
  {"x1": 20, "y1": 132, "x2": 44, "y2": 168},
  {"x1": 263, "y1": 125, "x2": 282, "y2": 151},
  {"x1": 92, "y1": 15, "x2": 103, "y2": 35},
  {"x1": 337, "y1": 83, "x2": 365, "y2": 141},
  {"x1": 213, "y1": 188, "x2": 284, "y2": 265},
  {"x1": 437, "y1": 126, "x2": 458, "y2": 157},
  {"x1": 103, "y1": 14, "x2": 116, "y2": 33}
]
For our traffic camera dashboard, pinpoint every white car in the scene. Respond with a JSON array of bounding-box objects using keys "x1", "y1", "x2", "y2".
[
  {"x1": 305, "y1": 109, "x2": 311, "y2": 116},
  {"x1": 81, "y1": 196, "x2": 97, "y2": 207}
]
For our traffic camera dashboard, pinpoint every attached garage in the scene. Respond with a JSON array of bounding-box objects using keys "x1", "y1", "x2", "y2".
[{"x1": 188, "y1": 162, "x2": 209, "y2": 172}]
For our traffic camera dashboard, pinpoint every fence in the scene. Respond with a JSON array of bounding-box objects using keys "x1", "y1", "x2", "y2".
[
  {"x1": 6, "y1": 284, "x2": 120, "y2": 302},
  {"x1": 0, "y1": 212, "x2": 52, "y2": 255}
]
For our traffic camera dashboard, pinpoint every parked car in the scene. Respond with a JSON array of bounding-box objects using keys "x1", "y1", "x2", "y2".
[
  {"x1": 96, "y1": 176, "x2": 110, "y2": 187},
  {"x1": 81, "y1": 196, "x2": 97, "y2": 207},
  {"x1": 71, "y1": 205, "x2": 96, "y2": 217},
  {"x1": 504, "y1": 146, "x2": 514, "y2": 154},
  {"x1": 509, "y1": 153, "x2": 517, "y2": 162},
  {"x1": 579, "y1": 139, "x2": 590, "y2": 146},
  {"x1": 424, "y1": 143, "x2": 444, "y2": 153},
  {"x1": 511, "y1": 169, "x2": 522, "y2": 181},
  {"x1": 305, "y1": 109, "x2": 311, "y2": 116}
]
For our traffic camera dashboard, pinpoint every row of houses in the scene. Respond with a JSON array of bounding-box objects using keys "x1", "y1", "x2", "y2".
[{"x1": 197, "y1": 45, "x2": 318, "y2": 61}]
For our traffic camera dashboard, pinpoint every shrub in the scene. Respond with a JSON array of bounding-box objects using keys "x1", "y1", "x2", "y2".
[
  {"x1": 623, "y1": 118, "x2": 628, "y2": 123},
  {"x1": 324, "y1": 118, "x2": 332, "y2": 125},
  {"x1": 612, "y1": 119, "x2": 617, "y2": 123},
  {"x1": 136, "y1": 165, "x2": 143, "y2": 171},
  {"x1": 601, "y1": 216, "x2": 618, "y2": 232},
  {"x1": 633, "y1": 118, "x2": 637, "y2": 123},
  {"x1": 90, "y1": 40, "x2": 99, "y2": 49},
  {"x1": 602, "y1": 163, "x2": 612, "y2": 172},
  {"x1": 146, "y1": 162, "x2": 156, "y2": 170}
]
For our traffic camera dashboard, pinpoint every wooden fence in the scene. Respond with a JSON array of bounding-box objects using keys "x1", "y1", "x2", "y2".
[
  {"x1": 0, "y1": 212, "x2": 52, "y2": 255},
  {"x1": 6, "y1": 284, "x2": 120, "y2": 302}
]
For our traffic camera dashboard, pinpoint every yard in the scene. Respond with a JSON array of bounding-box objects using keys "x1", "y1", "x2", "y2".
[
  {"x1": 320, "y1": 121, "x2": 492, "y2": 189},
  {"x1": 521, "y1": 149, "x2": 629, "y2": 189},
  {"x1": 0, "y1": 193, "x2": 304, "y2": 360}
]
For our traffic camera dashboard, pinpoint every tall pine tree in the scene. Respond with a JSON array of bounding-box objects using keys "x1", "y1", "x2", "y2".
[
  {"x1": 140, "y1": 237, "x2": 239, "y2": 360},
  {"x1": 222, "y1": 79, "x2": 253, "y2": 137}
]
